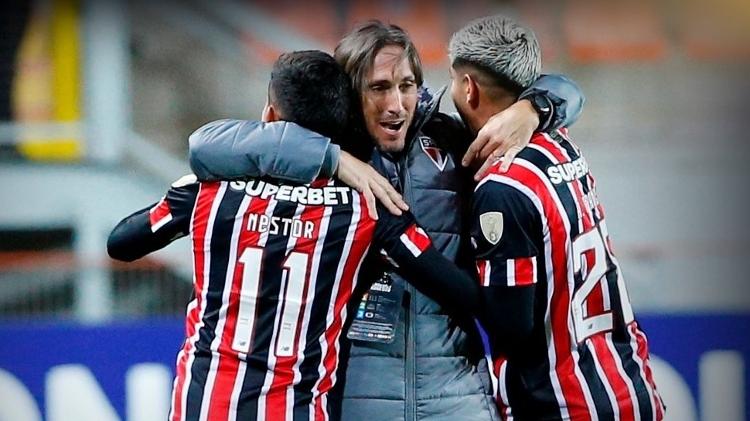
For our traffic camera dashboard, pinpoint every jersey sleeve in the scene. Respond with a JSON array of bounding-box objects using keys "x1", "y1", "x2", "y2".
[
  {"x1": 472, "y1": 179, "x2": 542, "y2": 288},
  {"x1": 107, "y1": 175, "x2": 199, "y2": 261},
  {"x1": 372, "y1": 207, "x2": 481, "y2": 320},
  {"x1": 471, "y1": 180, "x2": 542, "y2": 353},
  {"x1": 188, "y1": 119, "x2": 339, "y2": 183},
  {"x1": 372, "y1": 207, "x2": 431, "y2": 262}
]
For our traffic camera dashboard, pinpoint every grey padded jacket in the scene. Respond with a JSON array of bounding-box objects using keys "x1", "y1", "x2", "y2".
[{"x1": 331, "y1": 87, "x2": 500, "y2": 421}]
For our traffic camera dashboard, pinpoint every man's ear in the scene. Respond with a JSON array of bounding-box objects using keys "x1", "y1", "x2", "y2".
[
  {"x1": 262, "y1": 102, "x2": 278, "y2": 123},
  {"x1": 465, "y1": 74, "x2": 480, "y2": 110}
]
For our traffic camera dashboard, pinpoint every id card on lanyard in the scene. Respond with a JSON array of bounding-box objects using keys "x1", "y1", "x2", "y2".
[{"x1": 347, "y1": 273, "x2": 405, "y2": 343}]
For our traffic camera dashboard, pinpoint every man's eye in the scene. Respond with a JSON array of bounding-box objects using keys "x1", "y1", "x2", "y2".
[{"x1": 400, "y1": 82, "x2": 416, "y2": 91}]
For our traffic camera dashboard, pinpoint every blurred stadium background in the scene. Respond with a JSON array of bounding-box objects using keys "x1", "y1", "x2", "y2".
[{"x1": 0, "y1": 0, "x2": 748, "y2": 420}]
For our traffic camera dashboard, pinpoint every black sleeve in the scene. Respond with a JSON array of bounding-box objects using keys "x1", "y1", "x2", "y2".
[
  {"x1": 471, "y1": 180, "x2": 543, "y2": 353},
  {"x1": 107, "y1": 176, "x2": 199, "y2": 261},
  {"x1": 372, "y1": 207, "x2": 482, "y2": 320},
  {"x1": 478, "y1": 286, "x2": 536, "y2": 358}
]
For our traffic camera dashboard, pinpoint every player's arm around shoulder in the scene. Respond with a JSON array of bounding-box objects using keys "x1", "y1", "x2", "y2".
[
  {"x1": 188, "y1": 119, "x2": 338, "y2": 183},
  {"x1": 107, "y1": 175, "x2": 199, "y2": 262}
]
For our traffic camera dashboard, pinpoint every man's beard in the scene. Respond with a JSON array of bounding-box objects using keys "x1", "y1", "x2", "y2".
[{"x1": 453, "y1": 102, "x2": 475, "y2": 137}]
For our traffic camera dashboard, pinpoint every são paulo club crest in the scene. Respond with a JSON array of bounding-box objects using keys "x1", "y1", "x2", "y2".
[{"x1": 419, "y1": 136, "x2": 447, "y2": 171}]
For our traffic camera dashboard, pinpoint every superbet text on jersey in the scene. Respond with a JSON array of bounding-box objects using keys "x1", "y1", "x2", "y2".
[
  {"x1": 472, "y1": 130, "x2": 665, "y2": 421},
  {"x1": 134, "y1": 176, "x2": 434, "y2": 421}
]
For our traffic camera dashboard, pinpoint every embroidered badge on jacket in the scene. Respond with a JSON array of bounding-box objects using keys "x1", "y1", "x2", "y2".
[{"x1": 419, "y1": 136, "x2": 447, "y2": 171}]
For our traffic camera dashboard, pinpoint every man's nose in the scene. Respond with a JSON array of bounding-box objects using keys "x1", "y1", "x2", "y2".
[{"x1": 383, "y1": 88, "x2": 405, "y2": 114}]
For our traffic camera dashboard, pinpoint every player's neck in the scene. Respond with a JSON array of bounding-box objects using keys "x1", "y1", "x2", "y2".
[{"x1": 472, "y1": 99, "x2": 514, "y2": 134}]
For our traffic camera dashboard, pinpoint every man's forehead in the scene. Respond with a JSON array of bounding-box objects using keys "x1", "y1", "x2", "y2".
[{"x1": 368, "y1": 48, "x2": 415, "y2": 82}]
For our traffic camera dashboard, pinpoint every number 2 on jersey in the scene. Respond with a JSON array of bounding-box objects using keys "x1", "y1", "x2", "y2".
[
  {"x1": 571, "y1": 226, "x2": 613, "y2": 343},
  {"x1": 233, "y1": 247, "x2": 309, "y2": 356}
]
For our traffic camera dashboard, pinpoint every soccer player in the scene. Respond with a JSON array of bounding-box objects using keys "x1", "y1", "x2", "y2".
[
  {"x1": 448, "y1": 16, "x2": 665, "y2": 420},
  {"x1": 107, "y1": 50, "x2": 482, "y2": 421},
  {"x1": 186, "y1": 20, "x2": 585, "y2": 421}
]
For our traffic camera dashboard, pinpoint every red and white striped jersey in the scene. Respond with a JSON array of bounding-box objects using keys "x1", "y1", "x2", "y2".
[
  {"x1": 472, "y1": 130, "x2": 665, "y2": 421},
  {"x1": 126, "y1": 176, "x2": 435, "y2": 421}
]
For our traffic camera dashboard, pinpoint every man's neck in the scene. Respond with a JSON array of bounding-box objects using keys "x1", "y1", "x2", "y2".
[{"x1": 472, "y1": 95, "x2": 517, "y2": 134}]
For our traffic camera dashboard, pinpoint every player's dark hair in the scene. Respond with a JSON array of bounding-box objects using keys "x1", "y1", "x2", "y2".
[{"x1": 269, "y1": 50, "x2": 352, "y2": 141}]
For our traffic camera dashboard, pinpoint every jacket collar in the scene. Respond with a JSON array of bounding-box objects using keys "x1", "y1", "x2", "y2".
[{"x1": 405, "y1": 84, "x2": 446, "y2": 147}]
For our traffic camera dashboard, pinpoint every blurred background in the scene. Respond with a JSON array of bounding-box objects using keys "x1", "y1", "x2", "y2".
[{"x1": 0, "y1": 0, "x2": 748, "y2": 420}]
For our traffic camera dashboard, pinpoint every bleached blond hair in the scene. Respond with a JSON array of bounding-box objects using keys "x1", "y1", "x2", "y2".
[{"x1": 448, "y1": 15, "x2": 541, "y2": 92}]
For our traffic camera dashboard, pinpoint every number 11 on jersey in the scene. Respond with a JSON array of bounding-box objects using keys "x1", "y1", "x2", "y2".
[{"x1": 233, "y1": 247, "x2": 310, "y2": 355}]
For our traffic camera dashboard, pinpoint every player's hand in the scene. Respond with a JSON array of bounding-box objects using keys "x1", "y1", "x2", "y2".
[
  {"x1": 461, "y1": 99, "x2": 539, "y2": 180},
  {"x1": 336, "y1": 151, "x2": 409, "y2": 220}
]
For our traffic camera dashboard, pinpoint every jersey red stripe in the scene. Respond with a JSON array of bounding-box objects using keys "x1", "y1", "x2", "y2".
[
  {"x1": 494, "y1": 356, "x2": 511, "y2": 421},
  {"x1": 149, "y1": 197, "x2": 173, "y2": 231},
  {"x1": 632, "y1": 323, "x2": 664, "y2": 420},
  {"x1": 405, "y1": 224, "x2": 431, "y2": 251},
  {"x1": 171, "y1": 182, "x2": 222, "y2": 421},
  {"x1": 266, "y1": 203, "x2": 326, "y2": 421},
  {"x1": 586, "y1": 283, "x2": 605, "y2": 324},
  {"x1": 496, "y1": 162, "x2": 593, "y2": 419},
  {"x1": 536, "y1": 136, "x2": 642, "y2": 419},
  {"x1": 207, "y1": 195, "x2": 270, "y2": 419},
  {"x1": 316, "y1": 193, "x2": 376, "y2": 398},
  {"x1": 591, "y1": 335, "x2": 636, "y2": 421},
  {"x1": 536, "y1": 136, "x2": 594, "y2": 236},
  {"x1": 314, "y1": 399, "x2": 324, "y2": 421},
  {"x1": 476, "y1": 260, "x2": 490, "y2": 287},
  {"x1": 513, "y1": 257, "x2": 536, "y2": 286},
  {"x1": 538, "y1": 134, "x2": 595, "y2": 232},
  {"x1": 582, "y1": 247, "x2": 606, "y2": 320}
]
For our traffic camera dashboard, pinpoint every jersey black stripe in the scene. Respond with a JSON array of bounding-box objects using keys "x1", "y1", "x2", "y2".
[
  {"x1": 233, "y1": 199, "x2": 296, "y2": 418},
  {"x1": 512, "y1": 146, "x2": 616, "y2": 420},
  {"x1": 252, "y1": 198, "x2": 299, "y2": 371},
  {"x1": 518, "y1": 147, "x2": 581, "y2": 240},
  {"x1": 184, "y1": 352, "x2": 212, "y2": 420},
  {"x1": 556, "y1": 137, "x2": 602, "y2": 227},
  {"x1": 295, "y1": 192, "x2": 358, "y2": 411},
  {"x1": 604, "y1": 256, "x2": 630, "y2": 341},
  {"x1": 578, "y1": 345, "x2": 617, "y2": 420},
  {"x1": 511, "y1": 146, "x2": 589, "y2": 420},
  {"x1": 615, "y1": 340, "x2": 655, "y2": 420},
  {"x1": 186, "y1": 186, "x2": 244, "y2": 418}
]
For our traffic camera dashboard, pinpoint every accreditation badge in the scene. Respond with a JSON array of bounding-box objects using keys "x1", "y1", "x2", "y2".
[{"x1": 347, "y1": 273, "x2": 404, "y2": 344}]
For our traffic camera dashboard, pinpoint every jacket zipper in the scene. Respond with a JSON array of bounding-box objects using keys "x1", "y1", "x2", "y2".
[
  {"x1": 397, "y1": 158, "x2": 417, "y2": 421},
  {"x1": 406, "y1": 279, "x2": 417, "y2": 421}
]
